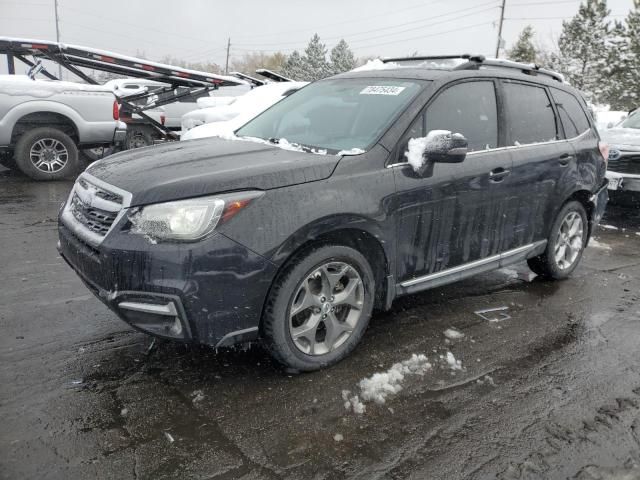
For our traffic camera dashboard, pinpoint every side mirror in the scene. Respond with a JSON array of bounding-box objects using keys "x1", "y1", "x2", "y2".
[{"x1": 406, "y1": 130, "x2": 468, "y2": 176}]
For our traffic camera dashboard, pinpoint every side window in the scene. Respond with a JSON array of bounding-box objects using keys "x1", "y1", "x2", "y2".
[
  {"x1": 425, "y1": 81, "x2": 498, "y2": 152},
  {"x1": 502, "y1": 82, "x2": 558, "y2": 146},
  {"x1": 551, "y1": 88, "x2": 591, "y2": 138}
]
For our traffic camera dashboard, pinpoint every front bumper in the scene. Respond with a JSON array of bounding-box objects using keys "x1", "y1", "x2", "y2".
[{"x1": 57, "y1": 218, "x2": 278, "y2": 347}]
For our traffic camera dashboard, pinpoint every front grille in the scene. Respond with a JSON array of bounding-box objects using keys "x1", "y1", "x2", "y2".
[
  {"x1": 608, "y1": 154, "x2": 640, "y2": 175},
  {"x1": 69, "y1": 178, "x2": 123, "y2": 237}
]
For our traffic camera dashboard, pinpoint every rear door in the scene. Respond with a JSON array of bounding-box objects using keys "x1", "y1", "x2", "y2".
[
  {"x1": 392, "y1": 79, "x2": 512, "y2": 283},
  {"x1": 497, "y1": 80, "x2": 573, "y2": 251}
]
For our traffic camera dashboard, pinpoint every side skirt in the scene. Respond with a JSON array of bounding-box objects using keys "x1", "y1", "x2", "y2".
[{"x1": 395, "y1": 240, "x2": 547, "y2": 296}]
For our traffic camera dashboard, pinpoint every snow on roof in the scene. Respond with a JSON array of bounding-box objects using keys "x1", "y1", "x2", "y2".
[{"x1": 0, "y1": 74, "x2": 112, "y2": 97}]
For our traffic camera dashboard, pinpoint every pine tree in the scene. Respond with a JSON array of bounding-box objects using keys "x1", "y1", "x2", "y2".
[
  {"x1": 556, "y1": 0, "x2": 611, "y2": 103},
  {"x1": 602, "y1": 21, "x2": 633, "y2": 109},
  {"x1": 330, "y1": 39, "x2": 356, "y2": 74},
  {"x1": 508, "y1": 25, "x2": 537, "y2": 63},
  {"x1": 301, "y1": 34, "x2": 332, "y2": 81},
  {"x1": 281, "y1": 50, "x2": 306, "y2": 81},
  {"x1": 624, "y1": 0, "x2": 640, "y2": 109}
]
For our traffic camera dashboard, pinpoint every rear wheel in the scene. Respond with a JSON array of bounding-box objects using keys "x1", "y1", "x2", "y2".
[
  {"x1": 14, "y1": 127, "x2": 78, "y2": 181},
  {"x1": 262, "y1": 245, "x2": 375, "y2": 371},
  {"x1": 527, "y1": 200, "x2": 588, "y2": 279}
]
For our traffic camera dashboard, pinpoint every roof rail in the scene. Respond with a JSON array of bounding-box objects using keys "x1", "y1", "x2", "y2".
[
  {"x1": 381, "y1": 54, "x2": 486, "y2": 64},
  {"x1": 454, "y1": 57, "x2": 564, "y2": 82}
]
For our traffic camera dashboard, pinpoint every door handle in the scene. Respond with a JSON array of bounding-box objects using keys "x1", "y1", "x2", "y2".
[
  {"x1": 489, "y1": 167, "x2": 511, "y2": 182},
  {"x1": 559, "y1": 153, "x2": 573, "y2": 166}
]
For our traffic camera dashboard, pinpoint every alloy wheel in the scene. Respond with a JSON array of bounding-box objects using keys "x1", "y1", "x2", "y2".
[
  {"x1": 554, "y1": 211, "x2": 584, "y2": 270},
  {"x1": 29, "y1": 138, "x2": 69, "y2": 173},
  {"x1": 288, "y1": 261, "x2": 364, "y2": 355}
]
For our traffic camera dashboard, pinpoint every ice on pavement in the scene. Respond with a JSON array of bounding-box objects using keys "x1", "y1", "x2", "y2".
[
  {"x1": 444, "y1": 328, "x2": 465, "y2": 340},
  {"x1": 589, "y1": 238, "x2": 612, "y2": 250}
]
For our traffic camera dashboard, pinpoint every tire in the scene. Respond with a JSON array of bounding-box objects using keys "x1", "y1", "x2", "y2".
[
  {"x1": 14, "y1": 127, "x2": 79, "y2": 181},
  {"x1": 527, "y1": 200, "x2": 588, "y2": 280},
  {"x1": 262, "y1": 245, "x2": 376, "y2": 372},
  {"x1": 124, "y1": 127, "x2": 153, "y2": 150}
]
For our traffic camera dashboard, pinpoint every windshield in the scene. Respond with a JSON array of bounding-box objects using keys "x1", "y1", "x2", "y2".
[
  {"x1": 235, "y1": 78, "x2": 424, "y2": 153},
  {"x1": 620, "y1": 110, "x2": 640, "y2": 129}
]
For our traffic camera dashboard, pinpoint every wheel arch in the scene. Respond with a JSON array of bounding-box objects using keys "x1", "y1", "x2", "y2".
[
  {"x1": 11, "y1": 111, "x2": 79, "y2": 144},
  {"x1": 564, "y1": 189, "x2": 596, "y2": 240},
  {"x1": 266, "y1": 216, "x2": 393, "y2": 315}
]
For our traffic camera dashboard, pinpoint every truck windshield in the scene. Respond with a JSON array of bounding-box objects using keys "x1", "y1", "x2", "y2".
[{"x1": 235, "y1": 78, "x2": 424, "y2": 153}]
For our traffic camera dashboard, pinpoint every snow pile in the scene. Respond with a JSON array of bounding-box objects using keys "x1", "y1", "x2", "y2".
[
  {"x1": 443, "y1": 328, "x2": 464, "y2": 340},
  {"x1": 445, "y1": 351, "x2": 463, "y2": 371},
  {"x1": 337, "y1": 148, "x2": 365, "y2": 156},
  {"x1": 358, "y1": 354, "x2": 432, "y2": 405},
  {"x1": 351, "y1": 59, "x2": 400, "y2": 72},
  {"x1": 405, "y1": 130, "x2": 452, "y2": 172},
  {"x1": 342, "y1": 390, "x2": 366, "y2": 414},
  {"x1": 600, "y1": 224, "x2": 619, "y2": 230}
]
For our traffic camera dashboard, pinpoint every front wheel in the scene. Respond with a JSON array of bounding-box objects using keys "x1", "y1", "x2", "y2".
[
  {"x1": 527, "y1": 200, "x2": 588, "y2": 279},
  {"x1": 14, "y1": 127, "x2": 79, "y2": 181},
  {"x1": 262, "y1": 245, "x2": 375, "y2": 371}
]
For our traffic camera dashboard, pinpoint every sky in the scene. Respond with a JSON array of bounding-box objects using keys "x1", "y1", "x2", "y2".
[{"x1": 0, "y1": 0, "x2": 635, "y2": 77}]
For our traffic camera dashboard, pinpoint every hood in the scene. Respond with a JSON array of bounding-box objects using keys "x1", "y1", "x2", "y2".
[
  {"x1": 86, "y1": 137, "x2": 339, "y2": 206},
  {"x1": 600, "y1": 127, "x2": 640, "y2": 150}
]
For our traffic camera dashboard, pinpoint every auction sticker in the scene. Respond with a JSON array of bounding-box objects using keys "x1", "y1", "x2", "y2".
[{"x1": 360, "y1": 85, "x2": 406, "y2": 95}]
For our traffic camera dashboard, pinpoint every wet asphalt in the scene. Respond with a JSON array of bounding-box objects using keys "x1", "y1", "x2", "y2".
[{"x1": 1, "y1": 167, "x2": 640, "y2": 480}]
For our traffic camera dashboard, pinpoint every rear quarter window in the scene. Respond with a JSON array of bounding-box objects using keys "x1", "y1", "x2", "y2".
[
  {"x1": 502, "y1": 82, "x2": 558, "y2": 146},
  {"x1": 551, "y1": 88, "x2": 591, "y2": 138}
]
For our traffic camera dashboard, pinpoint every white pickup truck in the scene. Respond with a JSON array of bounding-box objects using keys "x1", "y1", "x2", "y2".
[{"x1": 0, "y1": 75, "x2": 126, "y2": 180}]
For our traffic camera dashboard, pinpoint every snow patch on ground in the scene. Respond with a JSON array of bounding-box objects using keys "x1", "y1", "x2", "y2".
[
  {"x1": 445, "y1": 351, "x2": 463, "y2": 370},
  {"x1": 600, "y1": 224, "x2": 619, "y2": 230},
  {"x1": 356, "y1": 354, "x2": 432, "y2": 407},
  {"x1": 589, "y1": 238, "x2": 612, "y2": 250},
  {"x1": 444, "y1": 328, "x2": 465, "y2": 340}
]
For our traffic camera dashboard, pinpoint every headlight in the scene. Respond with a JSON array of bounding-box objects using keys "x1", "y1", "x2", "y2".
[{"x1": 129, "y1": 191, "x2": 262, "y2": 242}]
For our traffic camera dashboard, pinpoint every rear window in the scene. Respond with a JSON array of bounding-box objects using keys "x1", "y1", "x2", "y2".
[
  {"x1": 502, "y1": 82, "x2": 558, "y2": 146},
  {"x1": 551, "y1": 88, "x2": 591, "y2": 138}
]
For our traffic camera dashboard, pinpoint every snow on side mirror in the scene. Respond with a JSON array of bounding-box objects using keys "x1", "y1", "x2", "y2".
[{"x1": 405, "y1": 130, "x2": 468, "y2": 175}]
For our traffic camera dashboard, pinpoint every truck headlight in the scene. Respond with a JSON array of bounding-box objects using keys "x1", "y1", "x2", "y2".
[{"x1": 129, "y1": 191, "x2": 262, "y2": 242}]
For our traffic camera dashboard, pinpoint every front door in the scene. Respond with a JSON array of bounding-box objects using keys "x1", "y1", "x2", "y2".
[{"x1": 392, "y1": 79, "x2": 512, "y2": 284}]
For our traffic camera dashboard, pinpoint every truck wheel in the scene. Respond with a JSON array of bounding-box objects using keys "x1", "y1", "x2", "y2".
[
  {"x1": 14, "y1": 127, "x2": 79, "y2": 181},
  {"x1": 527, "y1": 201, "x2": 588, "y2": 280},
  {"x1": 124, "y1": 128, "x2": 153, "y2": 150},
  {"x1": 262, "y1": 245, "x2": 375, "y2": 371}
]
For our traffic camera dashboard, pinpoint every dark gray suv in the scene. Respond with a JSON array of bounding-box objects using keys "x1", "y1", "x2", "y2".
[{"x1": 58, "y1": 55, "x2": 609, "y2": 371}]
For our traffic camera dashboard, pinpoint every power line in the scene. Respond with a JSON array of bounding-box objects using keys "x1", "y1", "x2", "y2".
[
  {"x1": 233, "y1": 1, "x2": 500, "y2": 48},
  {"x1": 231, "y1": 0, "x2": 453, "y2": 41}
]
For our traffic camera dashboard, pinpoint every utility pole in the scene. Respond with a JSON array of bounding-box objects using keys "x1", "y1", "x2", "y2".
[
  {"x1": 495, "y1": 0, "x2": 506, "y2": 58},
  {"x1": 54, "y1": 0, "x2": 62, "y2": 79},
  {"x1": 225, "y1": 37, "x2": 230, "y2": 74}
]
